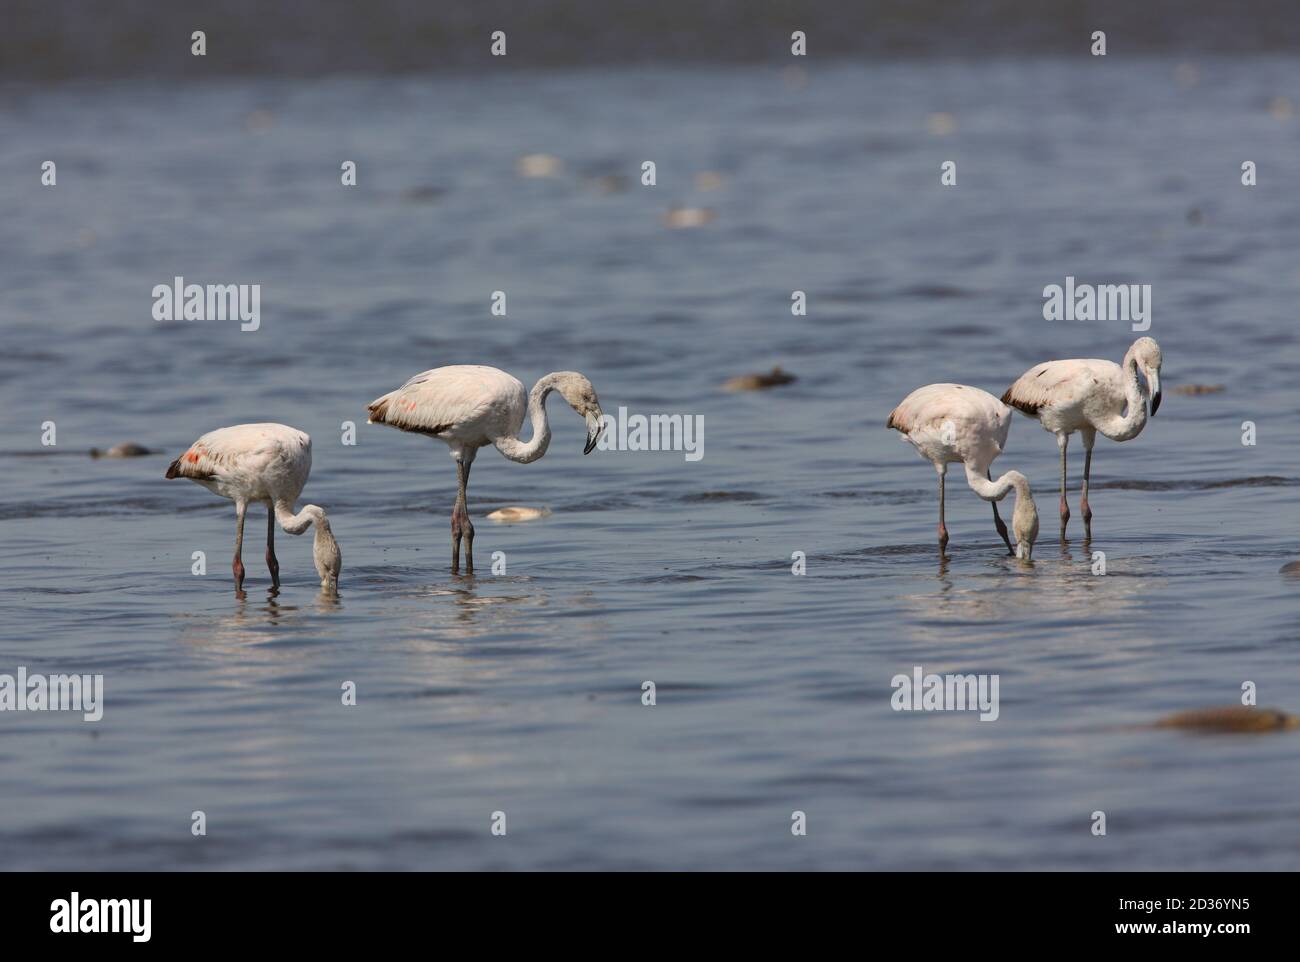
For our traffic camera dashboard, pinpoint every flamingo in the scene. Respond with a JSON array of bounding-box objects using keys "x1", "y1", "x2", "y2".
[
  {"x1": 165, "y1": 423, "x2": 342, "y2": 593},
  {"x1": 887, "y1": 383, "x2": 1039, "y2": 559},
  {"x1": 1001, "y1": 336, "x2": 1162, "y2": 538},
  {"x1": 366, "y1": 365, "x2": 605, "y2": 573}
]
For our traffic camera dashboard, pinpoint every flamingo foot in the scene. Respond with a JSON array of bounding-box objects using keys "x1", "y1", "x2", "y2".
[
  {"x1": 1080, "y1": 497, "x2": 1092, "y2": 540},
  {"x1": 233, "y1": 555, "x2": 246, "y2": 592},
  {"x1": 451, "y1": 505, "x2": 474, "y2": 574},
  {"x1": 1058, "y1": 497, "x2": 1070, "y2": 536}
]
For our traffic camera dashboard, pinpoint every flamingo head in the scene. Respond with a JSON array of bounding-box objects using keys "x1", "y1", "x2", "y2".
[
  {"x1": 1131, "y1": 336, "x2": 1163, "y2": 415},
  {"x1": 553, "y1": 372, "x2": 606, "y2": 454},
  {"x1": 1011, "y1": 480, "x2": 1039, "y2": 561},
  {"x1": 311, "y1": 511, "x2": 342, "y2": 593}
]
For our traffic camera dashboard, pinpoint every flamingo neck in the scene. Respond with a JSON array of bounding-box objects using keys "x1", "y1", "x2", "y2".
[
  {"x1": 493, "y1": 374, "x2": 558, "y2": 464},
  {"x1": 275, "y1": 501, "x2": 326, "y2": 534},
  {"x1": 276, "y1": 501, "x2": 341, "y2": 589},
  {"x1": 963, "y1": 463, "x2": 1029, "y2": 504},
  {"x1": 1096, "y1": 348, "x2": 1148, "y2": 442}
]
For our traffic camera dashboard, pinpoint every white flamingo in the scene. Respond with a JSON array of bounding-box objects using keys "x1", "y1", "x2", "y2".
[
  {"x1": 887, "y1": 383, "x2": 1039, "y2": 559},
  {"x1": 1001, "y1": 336, "x2": 1162, "y2": 538},
  {"x1": 367, "y1": 365, "x2": 605, "y2": 573},
  {"x1": 165, "y1": 423, "x2": 342, "y2": 593}
]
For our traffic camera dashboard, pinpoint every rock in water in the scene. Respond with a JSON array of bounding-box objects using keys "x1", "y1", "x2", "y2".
[
  {"x1": 486, "y1": 506, "x2": 551, "y2": 523},
  {"x1": 1153, "y1": 705, "x2": 1299, "y2": 733},
  {"x1": 664, "y1": 207, "x2": 715, "y2": 229},
  {"x1": 401, "y1": 185, "x2": 445, "y2": 204},
  {"x1": 516, "y1": 154, "x2": 562, "y2": 178},
  {"x1": 722, "y1": 367, "x2": 797, "y2": 392},
  {"x1": 90, "y1": 442, "x2": 152, "y2": 458}
]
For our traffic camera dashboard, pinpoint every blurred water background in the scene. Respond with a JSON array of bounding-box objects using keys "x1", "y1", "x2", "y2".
[{"x1": 0, "y1": 4, "x2": 1298, "y2": 869}]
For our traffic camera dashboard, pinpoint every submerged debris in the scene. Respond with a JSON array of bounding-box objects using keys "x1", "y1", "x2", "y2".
[
  {"x1": 927, "y1": 112, "x2": 956, "y2": 136},
  {"x1": 664, "y1": 207, "x2": 715, "y2": 229},
  {"x1": 722, "y1": 366, "x2": 797, "y2": 392},
  {"x1": 1153, "y1": 705, "x2": 1298, "y2": 734},
  {"x1": 583, "y1": 173, "x2": 628, "y2": 194},
  {"x1": 486, "y1": 506, "x2": 551, "y2": 523},
  {"x1": 516, "y1": 153, "x2": 563, "y2": 178},
  {"x1": 90, "y1": 443, "x2": 152, "y2": 458}
]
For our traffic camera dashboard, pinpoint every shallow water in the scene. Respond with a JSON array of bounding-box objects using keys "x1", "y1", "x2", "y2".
[{"x1": 1, "y1": 58, "x2": 1299, "y2": 870}]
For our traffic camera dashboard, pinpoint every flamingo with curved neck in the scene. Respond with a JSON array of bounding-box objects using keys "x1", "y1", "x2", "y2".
[
  {"x1": 490, "y1": 372, "x2": 573, "y2": 464},
  {"x1": 963, "y1": 464, "x2": 1038, "y2": 560},
  {"x1": 165, "y1": 423, "x2": 342, "y2": 594},
  {"x1": 1001, "y1": 336, "x2": 1163, "y2": 538},
  {"x1": 887, "y1": 383, "x2": 1040, "y2": 559},
  {"x1": 367, "y1": 365, "x2": 605, "y2": 573}
]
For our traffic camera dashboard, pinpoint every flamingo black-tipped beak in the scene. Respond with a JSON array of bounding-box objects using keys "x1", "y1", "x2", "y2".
[
  {"x1": 584, "y1": 411, "x2": 604, "y2": 455},
  {"x1": 1150, "y1": 389, "x2": 1162, "y2": 416}
]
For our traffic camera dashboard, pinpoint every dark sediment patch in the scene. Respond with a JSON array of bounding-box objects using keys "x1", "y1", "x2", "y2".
[
  {"x1": 681, "y1": 490, "x2": 762, "y2": 503},
  {"x1": 1097, "y1": 476, "x2": 1293, "y2": 491}
]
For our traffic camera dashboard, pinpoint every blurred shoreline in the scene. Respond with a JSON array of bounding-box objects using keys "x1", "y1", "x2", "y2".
[{"x1": 5, "y1": 0, "x2": 1300, "y2": 81}]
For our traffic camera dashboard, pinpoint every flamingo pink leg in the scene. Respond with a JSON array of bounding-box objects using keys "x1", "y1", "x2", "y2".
[
  {"x1": 937, "y1": 471, "x2": 949, "y2": 552},
  {"x1": 265, "y1": 507, "x2": 280, "y2": 588},
  {"x1": 451, "y1": 459, "x2": 475, "y2": 573},
  {"x1": 1080, "y1": 431, "x2": 1095, "y2": 538},
  {"x1": 989, "y1": 470, "x2": 1014, "y2": 554},
  {"x1": 1057, "y1": 433, "x2": 1070, "y2": 534},
  {"x1": 233, "y1": 501, "x2": 247, "y2": 591}
]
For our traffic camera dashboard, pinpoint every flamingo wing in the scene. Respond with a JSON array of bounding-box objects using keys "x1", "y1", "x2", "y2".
[
  {"x1": 887, "y1": 383, "x2": 988, "y2": 435},
  {"x1": 166, "y1": 423, "x2": 307, "y2": 482},
  {"x1": 1001, "y1": 359, "x2": 1116, "y2": 416},
  {"x1": 366, "y1": 365, "x2": 526, "y2": 439},
  {"x1": 886, "y1": 384, "x2": 946, "y2": 434},
  {"x1": 887, "y1": 384, "x2": 1011, "y2": 466}
]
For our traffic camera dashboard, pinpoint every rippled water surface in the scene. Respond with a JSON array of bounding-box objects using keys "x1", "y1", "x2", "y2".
[{"x1": 2, "y1": 59, "x2": 1299, "y2": 870}]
